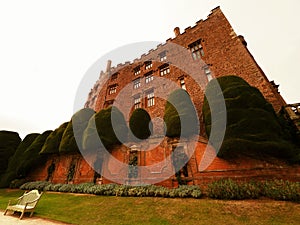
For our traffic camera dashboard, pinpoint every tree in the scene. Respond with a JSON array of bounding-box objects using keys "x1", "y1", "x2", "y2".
[
  {"x1": 164, "y1": 89, "x2": 198, "y2": 137},
  {"x1": 59, "y1": 108, "x2": 95, "y2": 153},
  {"x1": 203, "y1": 75, "x2": 300, "y2": 162},
  {"x1": 16, "y1": 131, "x2": 52, "y2": 178},
  {"x1": 83, "y1": 106, "x2": 128, "y2": 152},
  {"x1": 129, "y1": 108, "x2": 152, "y2": 140},
  {"x1": 0, "y1": 131, "x2": 21, "y2": 175},
  {"x1": 40, "y1": 122, "x2": 69, "y2": 154},
  {"x1": 0, "y1": 133, "x2": 39, "y2": 187}
]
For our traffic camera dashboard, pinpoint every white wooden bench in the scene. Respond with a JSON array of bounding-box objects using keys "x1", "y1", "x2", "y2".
[{"x1": 4, "y1": 189, "x2": 43, "y2": 219}]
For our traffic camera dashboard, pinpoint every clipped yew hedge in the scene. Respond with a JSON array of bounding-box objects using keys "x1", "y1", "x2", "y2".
[
  {"x1": 164, "y1": 89, "x2": 198, "y2": 137},
  {"x1": 129, "y1": 108, "x2": 152, "y2": 140},
  {"x1": 59, "y1": 108, "x2": 95, "y2": 153},
  {"x1": 0, "y1": 131, "x2": 21, "y2": 175},
  {"x1": 40, "y1": 122, "x2": 69, "y2": 154},
  {"x1": 16, "y1": 131, "x2": 52, "y2": 178},
  {"x1": 203, "y1": 75, "x2": 299, "y2": 161},
  {"x1": 0, "y1": 133, "x2": 39, "y2": 188},
  {"x1": 83, "y1": 106, "x2": 128, "y2": 151}
]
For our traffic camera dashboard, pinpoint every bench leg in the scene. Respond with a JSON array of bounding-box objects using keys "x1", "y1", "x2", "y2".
[
  {"x1": 30, "y1": 211, "x2": 34, "y2": 217},
  {"x1": 3, "y1": 209, "x2": 8, "y2": 215},
  {"x1": 20, "y1": 210, "x2": 25, "y2": 220}
]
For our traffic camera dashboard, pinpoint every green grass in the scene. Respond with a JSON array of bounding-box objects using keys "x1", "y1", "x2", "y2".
[{"x1": 1, "y1": 189, "x2": 300, "y2": 225}]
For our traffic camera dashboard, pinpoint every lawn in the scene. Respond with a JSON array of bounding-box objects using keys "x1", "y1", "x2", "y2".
[{"x1": 0, "y1": 189, "x2": 299, "y2": 225}]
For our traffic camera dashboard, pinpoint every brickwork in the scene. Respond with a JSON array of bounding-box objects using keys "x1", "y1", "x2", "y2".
[
  {"x1": 28, "y1": 136, "x2": 300, "y2": 187},
  {"x1": 86, "y1": 6, "x2": 285, "y2": 114}
]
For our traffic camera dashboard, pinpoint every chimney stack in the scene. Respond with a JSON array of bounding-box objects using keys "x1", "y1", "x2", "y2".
[
  {"x1": 106, "y1": 60, "x2": 112, "y2": 73},
  {"x1": 174, "y1": 27, "x2": 180, "y2": 37}
]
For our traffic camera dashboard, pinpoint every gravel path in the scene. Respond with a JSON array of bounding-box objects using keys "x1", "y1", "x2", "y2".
[{"x1": 0, "y1": 210, "x2": 72, "y2": 225}]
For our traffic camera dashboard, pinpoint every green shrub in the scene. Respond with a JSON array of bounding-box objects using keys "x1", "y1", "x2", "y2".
[
  {"x1": 44, "y1": 183, "x2": 64, "y2": 192},
  {"x1": 16, "y1": 131, "x2": 52, "y2": 178},
  {"x1": 83, "y1": 106, "x2": 128, "y2": 152},
  {"x1": 0, "y1": 133, "x2": 39, "y2": 188},
  {"x1": 19, "y1": 182, "x2": 201, "y2": 198},
  {"x1": 261, "y1": 179, "x2": 300, "y2": 202},
  {"x1": 164, "y1": 89, "x2": 198, "y2": 137},
  {"x1": 0, "y1": 131, "x2": 21, "y2": 175},
  {"x1": 20, "y1": 181, "x2": 51, "y2": 191},
  {"x1": 203, "y1": 75, "x2": 299, "y2": 161},
  {"x1": 59, "y1": 108, "x2": 95, "y2": 154},
  {"x1": 129, "y1": 108, "x2": 152, "y2": 140},
  {"x1": 19, "y1": 179, "x2": 299, "y2": 202},
  {"x1": 9, "y1": 179, "x2": 27, "y2": 189},
  {"x1": 207, "y1": 179, "x2": 260, "y2": 200},
  {"x1": 40, "y1": 122, "x2": 69, "y2": 154}
]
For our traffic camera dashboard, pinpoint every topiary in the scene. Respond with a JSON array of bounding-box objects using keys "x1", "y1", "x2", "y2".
[
  {"x1": 59, "y1": 108, "x2": 95, "y2": 154},
  {"x1": 0, "y1": 133, "x2": 39, "y2": 188},
  {"x1": 203, "y1": 75, "x2": 299, "y2": 161},
  {"x1": 83, "y1": 106, "x2": 128, "y2": 152},
  {"x1": 129, "y1": 108, "x2": 152, "y2": 140},
  {"x1": 16, "y1": 131, "x2": 52, "y2": 178},
  {"x1": 40, "y1": 122, "x2": 69, "y2": 154},
  {"x1": 0, "y1": 131, "x2": 21, "y2": 175},
  {"x1": 164, "y1": 89, "x2": 198, "y2": 137}
]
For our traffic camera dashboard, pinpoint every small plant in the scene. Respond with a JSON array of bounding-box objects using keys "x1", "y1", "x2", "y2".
[
  {"x1": 261, "y1": 179, "x2": 300, "y2": 202},
  {"x1": 19, "y1": 182, "x2": 201, "y2": 198},
  {"x1": 9, "y1": 179, "x2": 27, "y2": 189},
  {"x1": 207, "y1": 179, "x2": 260, "y2": 200}
]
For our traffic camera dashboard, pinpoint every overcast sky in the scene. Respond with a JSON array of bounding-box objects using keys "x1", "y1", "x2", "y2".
[{"x1": 0, "y1": 0, "x2": 299, "y2": 138}]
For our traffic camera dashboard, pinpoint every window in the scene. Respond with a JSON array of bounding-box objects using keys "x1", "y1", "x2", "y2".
[
  {"x1": 111, "y1": 73, "x2": 118, "y2": 80},
  {"x1": 108, "y1": 85, "x2": 117, "y2": 94},
  {"x1": 179, "y1": 77, "x2": 186, "y2": 90},
  {"x1": 133, "y1": 95, "x2": 141, "y2": 109},
  {"x1": 145, "y1": 61, "x2": 152, "y2": 70},
  {"x1": 204, "y1": 66, "x2": 212, "y2": 81},
  {"x1": 146, "y1": 90, "x2": 155, "y2": 107},
  {"x1": 160, "y1": 64, "x2": 170, "y2": 76},
  {"x1": 159, "y1": 51, "x2": 167, "y2": 61},
  {"x1": 189, "y1": 40, "x2": 204, "y2": 60},
  {"x1": 145, "y1": 71, "x2": 154, "y2": 83},
  {"x1": 133, "y1": 66, "x2": 141, "y2": 76},
  {"x1": 133, "y1": 78, "x2": 141, "y2": 89}
]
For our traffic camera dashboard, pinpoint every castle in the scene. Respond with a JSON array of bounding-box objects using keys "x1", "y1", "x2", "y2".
[{"x1": 29, "y1": 7, "x2": 300, "y2": 187}]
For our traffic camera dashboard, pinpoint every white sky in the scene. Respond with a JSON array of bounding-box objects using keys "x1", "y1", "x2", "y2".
[{"x1": 0, "y1": 0, "x2": 299, "y2": 138}]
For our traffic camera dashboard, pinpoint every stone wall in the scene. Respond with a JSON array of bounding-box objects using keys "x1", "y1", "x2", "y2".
[{"x1": 28, "y1": 137, "x2": 300, "y2": 188}]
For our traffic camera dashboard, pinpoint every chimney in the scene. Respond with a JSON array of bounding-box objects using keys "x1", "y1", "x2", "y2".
[
  {"x1": 174, "y1": 27, "x2": 180, "y2": 37},
  {"x1": 106, "y1": 60, "x2": 112, "y2": 73}
]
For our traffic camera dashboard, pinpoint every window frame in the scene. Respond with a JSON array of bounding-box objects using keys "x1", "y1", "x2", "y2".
[
  {"x1": 179, "y1": 77, "x2": 186, "y2": 90},
  {"x1": 133, "y1": 95, "x2": 141, "y2": 109},
  {"x1": 108, "y1": 85, "x2": 117, "y2": 95},
  {"x1": 189, "y1": 39, "x2": 204, "y2": 60},
  {"x1": 145, "y1": 71, "x2": 154, "y2": 83},
  {"x1": 133, "y1": 66, "x2": 141, "y2": 76},
  {"x1": 133, "y1": 78, "x2": 141, "y2": 89},
  {"x1": 145, "y1": 61, "x2": 153, "y2": 70},
  {"x1": 204, "y1": 66, "x2": 212, "y2": 81},
  {"x1": 159, "y1": 64, "x2": 170, "y2": 76},
  {"x1": 146, "y1": 90, "x2": 155, "y2": 107},
  {"x1": 159, "y1": 51, "x2": 167, "y2": 62},
  {"x1": 111, "y1": 72, "x2": 118, "y2": 80}
]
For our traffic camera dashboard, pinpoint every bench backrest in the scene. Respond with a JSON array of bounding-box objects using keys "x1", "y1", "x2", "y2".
[{"x1": 18, "y1": 190, "x2": 42, "y2": 208}]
